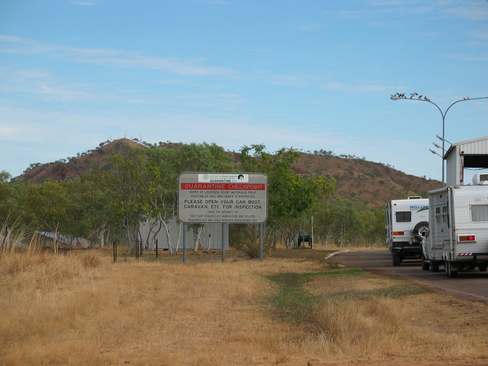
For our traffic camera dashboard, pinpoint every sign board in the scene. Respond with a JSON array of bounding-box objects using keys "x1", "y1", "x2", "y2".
[{"x1": 178, "y1": 173, "x2": 267, "y2": 223}]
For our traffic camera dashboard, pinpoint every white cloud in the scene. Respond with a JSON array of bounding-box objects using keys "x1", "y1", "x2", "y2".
[
  {"x1": 0, "y1": 125, "x2": 22, "y2": 140},
  {"x1": 0, "y1": 66, "x2": 102, "y2": 103},
  {"x1": 442, "y1": 4, "x2": 488, "y2": 21},
  {"x1": 0, "y1": 35, "x2": 235, "y2": 76}
]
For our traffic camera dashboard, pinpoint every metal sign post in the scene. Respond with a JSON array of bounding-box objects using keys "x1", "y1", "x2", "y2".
[{"x1": 178, "y1": 172, "x2": 268, "y2": 262}]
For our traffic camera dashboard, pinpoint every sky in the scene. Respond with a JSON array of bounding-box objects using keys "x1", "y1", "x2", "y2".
[{"x1": 1, "y1": 0, "x2": 488, "y2": 183}]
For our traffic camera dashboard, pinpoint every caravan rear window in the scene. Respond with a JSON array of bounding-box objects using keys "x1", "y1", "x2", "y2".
[
  {"x1": 471, "y1": 205, "x2": 488, "y2": 222},
  {"x1": 396, "y1": 211, "x2": 411, "y2": 222}
]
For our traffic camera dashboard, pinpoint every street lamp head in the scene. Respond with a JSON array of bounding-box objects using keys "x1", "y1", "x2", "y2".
[
  {"x1": 392, "y1": 93, "x2": 488, "y2": 187},
  {"x1": 432, "y1": 142, "x2": 442, "y2": 149},
  {"x1": 436, "y1": 134, "x2": 451, "y2": 144},
  {"x1": 429, "y1": 149, "x2": 442, "y2": 158},
  {"x1": 390, "y1": 92, "x2": 432, "y2": 101},
  {"x1": 390, "y1": 93, "x2": 406, "y2": 100}
]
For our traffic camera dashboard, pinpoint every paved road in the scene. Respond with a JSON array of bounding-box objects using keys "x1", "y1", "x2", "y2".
[{"x1": 333, "y1": 250, "x2": 488, "y2": 304}]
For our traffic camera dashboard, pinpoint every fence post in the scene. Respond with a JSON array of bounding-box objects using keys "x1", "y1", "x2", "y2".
[{"x1": 113, "y1": 241, "x2": 117, "y2": 262}]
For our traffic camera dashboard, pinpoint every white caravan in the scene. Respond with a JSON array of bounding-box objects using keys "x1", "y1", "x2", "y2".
[
  {"x1": 385, "y1": 196, "x2": 429, "y2": 266},
  {"x1": 421, "y1": 173, "x2": 488, "y2": 278}
]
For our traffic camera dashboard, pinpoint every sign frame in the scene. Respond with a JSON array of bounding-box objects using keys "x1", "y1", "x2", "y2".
[{"x1": 178, "y1": 172, "x2": 267, "y2": 224}]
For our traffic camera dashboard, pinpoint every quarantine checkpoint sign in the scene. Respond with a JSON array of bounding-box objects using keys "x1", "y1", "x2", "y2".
[{"x1": 178, "y1": 173, "x2": 267, "y2": 224}]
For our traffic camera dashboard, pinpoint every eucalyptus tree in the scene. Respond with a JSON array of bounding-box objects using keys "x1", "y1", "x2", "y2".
[
  {"x1": 0, "y1": 171, "x2": 26, "y2": 229},
  {"x1": 62, "y1": 175, "x2": 116, "y2": 247},
  {"x1": 237, "y1": 144, "x2": 335, "y2": 251},
  {"x1": 141, "y1": 143, "x2": 234, "y2": 253},
  {"x1": 312, "y1": 197, "x2": 385, "y2": 247},
  {"x1": 18, "y1": 180, "x2": 68, "y2": 250},
  {"x1": 172, "y1": 143, "x2": 234, "y2": 252},
  {"x1": 108, "y1": 150, "x2": 152, "y2": 248},
  {"x1": 137, "y1": 146, "x2": 179, "y2": 253}
]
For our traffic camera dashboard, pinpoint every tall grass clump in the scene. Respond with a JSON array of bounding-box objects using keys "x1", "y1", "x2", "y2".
[
  {"x1": 0, "y1": 223, "x2": 105, "y2": 291},
  {"x1": 2, "y1": 246, "x2": 488, "y2": 365},
  {"x1": 269, "y1": 267, "x2": 488, "y2": 360}
]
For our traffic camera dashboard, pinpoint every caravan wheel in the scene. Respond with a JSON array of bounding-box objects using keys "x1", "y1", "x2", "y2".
[
  {"x1": 392, "y1": 252, "x2": 402, "y2": 266},
  {"x1": 421, "y1": 253, "x2": 429, "y2": 271},
  {"x1": 445, "y1": 261, "x2": 458, "y2": 278}
]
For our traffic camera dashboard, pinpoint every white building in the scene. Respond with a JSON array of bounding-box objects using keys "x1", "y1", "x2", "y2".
[
  {"x1": 139, "y1": 217, "x2": 229, "y2": 251},
  {"x1": 445, "y1": 135, "x2": 488, "y2": 186}
]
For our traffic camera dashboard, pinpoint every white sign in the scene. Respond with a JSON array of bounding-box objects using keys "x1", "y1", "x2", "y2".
[{"x1": 178, "y1": 173, "x2": 267, "y2": 223}]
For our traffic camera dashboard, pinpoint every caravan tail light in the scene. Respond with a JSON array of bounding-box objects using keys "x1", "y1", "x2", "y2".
[
  {"x1": 393, "y1": 231, "x2": 404, "y2": 236},
  {"x1": 458, "y1": 235, "x2": 476, "y2": 243}
]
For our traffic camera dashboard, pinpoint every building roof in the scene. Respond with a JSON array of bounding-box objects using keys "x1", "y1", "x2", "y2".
[
  {"x1": 445, "y1": 135, "x2": 488, "y2": 159},
  {"x1": 444, "y1": 135, "x2": 488, "y2": 185}
]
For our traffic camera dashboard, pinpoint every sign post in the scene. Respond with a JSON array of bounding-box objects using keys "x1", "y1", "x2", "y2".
[
  {"x1": 178, "y1": 173, "x2": 267, "y2": 224},
  {"x1": 178, "y1": 173, "x2": 268, "y2": 261}
]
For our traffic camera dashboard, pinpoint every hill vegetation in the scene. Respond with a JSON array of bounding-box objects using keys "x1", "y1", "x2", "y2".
[
  {"x1": 19, "y1": 138, "x2": 440, "y2": 207},
  {"x1": 1, "y1": 138, "x2": 441, "y2": 252}
]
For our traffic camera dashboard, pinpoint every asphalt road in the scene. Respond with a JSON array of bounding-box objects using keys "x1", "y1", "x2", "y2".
[{"x1": 332, "y1": 250, "x2": 488, "y2": 304}]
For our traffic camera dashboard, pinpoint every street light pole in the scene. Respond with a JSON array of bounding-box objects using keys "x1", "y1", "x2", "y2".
[{"x1": 390, "y1": 93, "x2": 488, "y2": 186}]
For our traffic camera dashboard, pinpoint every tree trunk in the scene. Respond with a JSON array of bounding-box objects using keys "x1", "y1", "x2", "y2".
[{"x1": 193, "y1": 225, "x2": 203, "y2": 252}]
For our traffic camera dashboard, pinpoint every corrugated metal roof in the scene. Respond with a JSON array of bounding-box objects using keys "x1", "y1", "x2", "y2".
[{"x1": 445, "y1": 135, "x2": 488, "y2": 157}]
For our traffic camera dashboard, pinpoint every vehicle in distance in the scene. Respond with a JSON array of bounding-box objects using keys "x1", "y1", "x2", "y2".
[{"x1": 385, "y1": 196, "x2": 429, "y2": 266}]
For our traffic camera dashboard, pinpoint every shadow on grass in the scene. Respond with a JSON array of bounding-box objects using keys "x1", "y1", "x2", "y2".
[{"x1": 266, "y1": 267, "x2": 424, "y2": 327}]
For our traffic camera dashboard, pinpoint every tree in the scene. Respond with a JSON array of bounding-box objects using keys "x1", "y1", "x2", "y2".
[
  {"x1": 312, "y1": 197, "x2": 385, "y2": 247},
  {"x1": 62, "y1": 175, "x2": 116, "y2": 247},
  {"x1": 0, "y1": 171, "x2": 26, "y2": 228},
  {"x1": 172, "y1": 143, "x2": 234, "y2": 252},
  {"x1": 18, "y1": 180, "x2": 68, "y2": 250},
  {"x1": 136, "y1": 146, "x2": 180, "y2": 254},
  {"x1": 237, "y1": 145, "x2": 335, "y2": 253},
  {"x1": 142, "y1": 143, "x2": 234, "y2": 254},
  {"x1": 108, "y1": 150, "x2": 152, "y2": 249}
]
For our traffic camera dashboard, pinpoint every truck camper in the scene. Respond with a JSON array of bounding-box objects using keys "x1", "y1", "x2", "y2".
[
  {"x1": 421, "y1": 173, "x2": 488, "y2": 278},
  {"x1": 385, "y1": 196, "x2": 429, "y2": 266}
]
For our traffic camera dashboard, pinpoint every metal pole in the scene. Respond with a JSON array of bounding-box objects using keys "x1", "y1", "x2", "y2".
[
  {"x1": 311, "y1": 216, "x2": 314, "y2": 249},
  {"x1": 390, "y1": 94, "x2": 488, "y2": 186},
  {"x1": 183, "y1": 223, "x2": 186, "y2": 263},
  {"x1": 259, "y1": 222, "x2": 264, "y2": 261},
  {"x1": 113, "y1": 241, "x2": 117, "y2": 263},
  {"x1": 221, "y1": 223, "x2": 226, "y2": 263},
  {"x1": 441, "y1": 114, "x2": 445, "y2": 186}
]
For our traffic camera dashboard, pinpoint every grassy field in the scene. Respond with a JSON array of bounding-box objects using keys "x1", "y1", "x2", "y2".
[{"x1": 2, "y1": 246, "x2": 488, "y2": 365}]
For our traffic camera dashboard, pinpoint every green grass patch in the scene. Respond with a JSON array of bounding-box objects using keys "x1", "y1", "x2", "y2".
[
  {"x1": 266, "y1": 267, "x2": 424, "y2": 326},
  {"x1": 266, "y1": 267, "x2": 364, "y2": 324},
  {"x1": 373, "y1": 282, "x2": 424, "y2": 298}
]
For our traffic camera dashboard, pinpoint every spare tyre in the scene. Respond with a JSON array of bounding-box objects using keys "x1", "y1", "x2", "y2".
[{"x1": 413, "y1": 221, "x2": 429, "y2": 241}]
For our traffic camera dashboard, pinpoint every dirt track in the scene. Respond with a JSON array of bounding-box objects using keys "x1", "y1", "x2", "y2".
[{"x1": 333, "y1": 249, "x2": 488, "y2": 304}]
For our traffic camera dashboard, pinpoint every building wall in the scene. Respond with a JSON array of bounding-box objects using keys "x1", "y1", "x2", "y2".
[
  {"x1": 445, "y1": 136, "x2": 488, "y2": 186},
  {"x1": 446, "y1": 145, "x2": 462, "y2": 186},
  {"x1": 139, "y1": 217, "x2": 229, "y2": 251}
]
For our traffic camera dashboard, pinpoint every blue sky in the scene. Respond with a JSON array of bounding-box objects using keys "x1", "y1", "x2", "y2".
[{"x1": 1, "y1": 0, "x2": 488, "y2": 182}]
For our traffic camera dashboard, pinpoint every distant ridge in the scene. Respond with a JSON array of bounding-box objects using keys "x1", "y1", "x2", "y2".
[
  {"x1": 19, "y1": 138, "x2": 441, "y2": 208},
  {"x1": 20, "y1": 138, "x2": 145, "y2": 183}
]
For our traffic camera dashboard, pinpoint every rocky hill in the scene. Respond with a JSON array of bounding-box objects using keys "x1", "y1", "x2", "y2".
[
  {"x1": 291, "y1": 152, "x2": 440, "y2": 206},
  {"x1": 19, "y1": 138, "x2": 440, "y2": 208}
]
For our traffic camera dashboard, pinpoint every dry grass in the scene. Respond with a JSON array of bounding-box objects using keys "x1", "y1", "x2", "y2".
[{"x1": 1, "y1": 247, "x2": 488, "y2": 366}]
